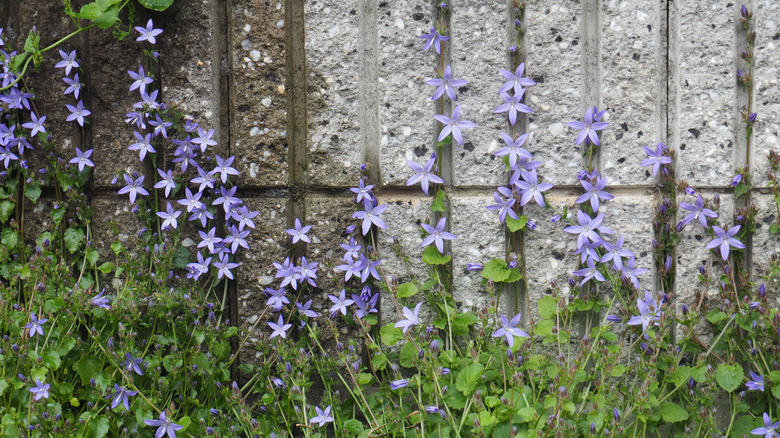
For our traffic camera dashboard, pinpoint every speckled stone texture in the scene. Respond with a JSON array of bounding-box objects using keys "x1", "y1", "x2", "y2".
[
  {"x1": 752, "y1": 0, "x2": 780, "y2": 188},
  {"x1": 232, "y1": 0, "x2": 288, "y2": 186},
  {"x1": 377, "y1": 1, "x2": 434, "y2": 187},
  {"x1": 376, "y1": 196, "x2": 431, "y2": 285},
  {"x1": 305, "y1": 196, "x2": 356, "y2": 294},
  {"x1": 306, "y1": 0, "x2": 362, "y2": 187},
  {"x1": 674, "y1": 1, "x2": 736, "y2": 187},
  {"x1": 674, "y1": 194, "x2": 734, "y2": 311},
  {"x1": 90, "y1": 196, "x2": 145, "y2": 256},
  {"x1": 236, "y1": 198, "x2": 287, "y2": 362},
  {"x1": 600, "y1": 0, "x2": 660, "y2": 186},
  {"x1": 525, "y1": 1, "x2": 584, "y2": 186},
  {"x1": 450, "y1": 0, "x2": 508, "y2": 188},
  {"x1": 451, "y1": 196, "x2": 505, "y2": 309},
  {"x1": 750, "y1": 194, "x2": 780, "y2": 303},
  {"x1": 599, "y1": 194, "x2": 655, "y2": 291}
]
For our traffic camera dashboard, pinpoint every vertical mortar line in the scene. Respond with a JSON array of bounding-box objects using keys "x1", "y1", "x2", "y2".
[
  {"x1": 78, "y1": 14, "x2": 92, "y2": 198},
  {"x1": 580, "y1": 0, "x2": 602, "y2": 337},
  {"x1": 218, "y1": 0, "x2": 240, "y2": 379},
  {"x1": 667, "y1": 0, "x2": 683, "y2": 329},
  {"x1": 652, "y1": 0, "x2": 669, "y2": 299},
  {"x1": 285, "y1": 0, "x2": 308, "y2": 257},
  {"x1": 358, "y1": 0, "x2": 380, "y2": 185},
  {"x1": 0, "y1": 1, "x2": 9, "y2": 35}
]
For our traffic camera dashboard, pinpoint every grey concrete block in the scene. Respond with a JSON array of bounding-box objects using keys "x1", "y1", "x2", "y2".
[
  {"x1": 750, "y1": 193, "x2": 780, "y2": 306},
  {"x1": 377, "y1": 1, "x2": 435, "y2": 187},
  {"x1": 306, "y1": 196, "x2": 357, "y2": 294},
  {"x1": 451, "y1": 195, "x2": 506, "y2": 310},
  {"x1": 306, "y1": 0, "x2": 362, "y2": 187},
  {"x1": 525, "y1": 1, "x2": 584, "y2": 186},
  {"x1": 752, "y1": 1, "x2": 780, "y2": 188},
  {"x1": 232, "y1": 0, "x2": 288, "y2": 186},
  {"x1": 674, "y1": 1, "x2": 736, "y2": 187},
  {"x1": 451, "y1": 0, "x2": 510, "y2": 187},
  {"x1": 600, "y1": 0, "x2": 660, "y2": 186}
]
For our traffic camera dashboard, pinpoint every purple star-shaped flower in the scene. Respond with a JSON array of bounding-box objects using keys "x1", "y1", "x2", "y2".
[
  {"x1": 65, "y1": 100, "x2": 91, "y2": 127},
  {"x1": 486, "y1": 186, "x2": 519, "y2": 223},
  {"x1": 568, "y1": 106, "x2": 608, "y2": 146},
  {"x1": 421, "y1": 217, "x2": 457, "y2": 253},
  {"x1": 352, "y1": 200, "x2": 388, "y2": 235},
  {"x1": 390, "y1": 379, "x2": 409, "y2": 390},
  {"x1": 91, "y1": 289, "x2": 111, "y2": 309},
  {"x1": 214, "y1": 253, "x2": 239, "y2": 280},
  {"x1": 22, "y1": 113, "x2": 46, "y2": 137},
  {"x1": 29, "y1": 380, "x2": 50, "y2": 401},
  {"x1": 69, "y1": 147, "x2": 94, "y2": 172},
  {"x1": 353, "y1": 292, "x2": 379, "y2": 319},
  {"x1": 329, "y1": 289, "x2": 355, "y2": 316},
  {"x1": 310, "y1": 405, "x2": 334, "y2": 427},
  {"x1": 752, "y1": 412, "x2": 780, "y2": 438},
  {"x1": 106, "y1": 384, "x2": 137, "y2": 410},
  {"x1": 149, "y1": 115, "x2": 172, "y2": 139},
  {"x1": 186, "y1": 252, "x2": 211, "y2": 280},
  {"x1": 572, "y1": 258, "x2": 605, "y2": 286},
  {"x1": 274, "y1": 257, "x2": 300, "y2": 290},
  {"x1": 153, "y1": 168, "x2": 176, "y2": 198},
  {"x1": 296, "y1": 299, "x2": 319, "y2": 318},
  {"x1": 63, "y1": 73, "x2": 82, "y2": 99},
  {"x1": 213, "y1": 185, "x2": 240, "y2": 213},
  {"x1": 265, "y1": 287, "x2": 289, "y2": 311},
  {"x1": 493, "y1": 90, "x2": 533, "y2": 126},
  {"x1": 268, "y1": 315, "x2": 292, "y2": 339},
  {"x1": 498, "y1": 62, "x2": 537, "y2": 95},
  {"x1": 575, "y1": 174, "x2": 614, "y2": 212},
  {"x1": 600, "y1": 235, "x2": 634, "y2": 270},
  {"x1": 495, "y1": 132, "x2": 532, "y2": 170},
  {"x1": 156, "y1": 202, "x2": 181, "y2": 231},
  {"x1": 55, "y1": 50, "x2": 79, "y2": 76},
  {"x1": 419, "y1": 26, "x2": 449, "y2": 54},
  {"x1": 223, "y1": 225, "x2": 250, "y2": 253},
  {"x1": 129, "y1": 131, "x2": 156, "y2": 161},
  {"x1": 406, "y1": 154, "x2": 444, "y2": 195},
  {"x1": 335, "y1": 256, "x2": 364, "y2": 282},
  {"x1": 619, "y1": 257, "x2": 649, "y2": 290},
  {"x1": 394, "y1": 302, "x2": 422, "y2": 334},
  {"x1": 640, "y1": 142, "x2": 672, "y2": 177},
  {"x1": 192, "y1": 128, "x2": 218, "y2": 152},
  {"x1": 350, "y1": 178, "x2": 374, "y2": 204},
  {"x1": 198, "y1": 228, "x2": 222, "y2": 254},
  {"x1": 491, "y1": 312, "x2": 528, "y2": 348},
  {"x1": 25, "y1": 312, "x2": 47, "y2": 337},
  {"x1": 178, "y1": 187, "x2": 204, "y2": 212},
  {"x1": 434, "y1": 104, "x2": 476, "y2": 146},
  {"x1": 359, "y1": 254, "x2": 381, "y2": 283},
  {"x1": 117, "y1": 174, "x2": 149, "y2": 204},
  {"x1": 679, "y1": 194, "x2": 718, "y2": 229},
  {"x1": 706, "y1": 225, "x2": 746, "y2": 261},
  {"x1": 426, "y1": 65, "x2": 468, "y2": 101},
  {"x1": 135, "y1": 19, "x2": 164, "y2": 44},
  {"x1": 564, "y1": 211, "x2": 612, "y2": 249},
  {"x1": 123, "y1": 352, "x2": 144, "y2": 376},
  {"x1": 747, "y1": 371, "x2": 765, "y2": 392},
  {"x1": 626, "y1": 290, "x2": 661, "y2": 331},
  {"x1": 144, "y1": 412, "x2": 184, "y2": 438},
  {"x1": 286, "y1": 218, "x2": 312, "y2": 244},
  {"x1": 128, "y1": 65, "x2": 153, "y2": 92},
  {"x1": 0, "y1": 146, "x2": 18, "y2": 168},
  {"x1": 514, "y1": 168, "x2": 553, "y2": 207}
]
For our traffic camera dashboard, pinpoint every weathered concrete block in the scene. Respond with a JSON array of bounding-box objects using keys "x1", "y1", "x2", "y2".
[
  {"x1": 451, "y1": 0, "x2": 509, "y2": 188},
  {"x1": 90, "y1": 196, "x2": 144, "y2": 256},
  {"x1": 377, "y1": 1, "x2": 434, "y2": 187},
  {"x1": 306, "y1": 0, "x2": 362, "y2": 187},
  {"x1": 451, "y1": 195, "x2": 505, "y2": 310},
  {"x1": 600, "y1": 0, "x2": 660, "y2": 186},
  {"x1": 750, "y1": 193, "x2": 780, "y2": 305},
  {"x1": 232, "y1": 0, "x2": 288, "y2": 186},
  {"x1": 525, "y1": 1, "x2": 583, "y2": 186},
  {"x1": 674, "y1": 1, "x2": 736, "y2": 187},
  {"x1": 306, "y1": 196, "x2": 356, "y2": 295},
  {"x1": 752, "y1": 1, "x2": 780, "y2": 188},
  {"x1": 236, "y1": 197, "x2": 287, "y2": 362}
]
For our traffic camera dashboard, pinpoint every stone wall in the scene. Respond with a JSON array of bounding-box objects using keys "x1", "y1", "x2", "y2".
[{"x1": 4, "y1": 0, "x2": 780, "y2": 356}]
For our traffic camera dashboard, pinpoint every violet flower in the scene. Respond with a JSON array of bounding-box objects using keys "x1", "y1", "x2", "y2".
[
  {"x1": 640, "y1": 143, "x2": 672, "y2": 177},
  {"x1": 106, "y1": 384, "x2": 137, "y2": 410},
  {"x1": 69, "y1": 147, "x2": 94, "y2": 172},
  {"x1": 575, "y1": 174, "x2": 614, "y2": 212},
  {"x1": 498, "y1": 62, "x2": 537, "y2": 95},
  {"x1": 706, "y1": 225, "x2": 746, "y2": 261},
  {"x1": 296, "y1": 299, "x2": 319, "y2": 318},
  {"x1": 350, "y1": 178, "x2": 374, "y2": 203},
  {"x1": 568, "y1": 106, "x2": 608, "y2": 146},
  {"x1": 286, "y1": 218, "x2": 312, "y2": 244},
  {"x1": 135, "y1": 19, "x2": 164, "y2": 44},
  {"x1": 328, "y1": 289, "x2": 354, "y2": 316},
  {"x1": 426, "y1": 65, "x2": 468, "y2": 101},
  {"x1": 746, "y1": 371, "x2": 764, "y2": 392},
  {"x1": 55, "y1": 50, "x2": 79, "y2": 76},
  {"x1": 21, "y1": 113, "x2": 46, "y2": 137},
  {"x1": 421, "y1": 217, "x2": 457, "y2": 253},
  {"x1": 493, "y1": 90, "x2": 533, "y2": 126},
  {"x1": 63, "y1": 74, "x2": 82, "y2": 98},
  {"x1": 495, "y1": 132, "x2": 532, "y2": 170},
  {"x1": 486, "y1": 186, "x2": 518, "y2": 223},
  {"x1": 679, "y1": 194, "x2": 718, "y2": 229},
  {"x1": 29, "y1": 380, "x2": 50, "y2": 401},
  {"x1": 406, "y1": 154, "x2": 444, "y2": 195},
  {"x1": 564, "y1": 211, "x2": 611, "y2": 249},
  {"x1": 117, "y1": 174, "x2": 149, "y2": 204},
  {"x1": 156, "y1": 202, "x2": 181, "y2": 231},
  {"x1": 419, "y1": 26, "x2": 449, "y2": 54},
  {"x1": 626, "y1": 290, "x2": 661, "y2": 331},
  {"x1": 25, "y1": 313, "x2": 47, "y2": 337},
  {"x1": 390, "y1": 379, "x2": 409, "y2": 390},
  {"x1": 144, "y1": 412, "x2": 184, "y2": 438},
  {"x1": 123, "y1": 352, "x2": 144, "y2": 376},
  {"x1": 434, "y1": 104, "x2": 476, "y2": 146},
  {"x1": 268, "y1": 315, "x2": 292, "y2": 339},
  {"x1": 128, "y1": 65, "x2": 153, "y2": 92},
  {"x1": 514, "y1": 168, "x2": 553, "y2": 207},
  {"x1": 192, "y1": 128, "x2": 217, "y2": 152},
  {"x1": 491, "y1": 312, "x2": 528, "y2": 348},
  {"x1": 91, "y1": 289, "x2": 111, "y2": 310},
  {"x1": 352, "y1": 200, "x2": 388, "y2": 235},
  {"x1": 210, "y1": 155, "x2": 239, "y2": 183},
  {"x1": 65, "y1": 100, "x2": 91, "y2": 127},
  {"x1": 214, "y1": 254, "x2": 239, "y2": 280},
  {"x1": 751, "y1": 412, "x2": 779, "y2": 437},
  {"x1": 394, "y1": 302, "x2": 422, "y2": 334},
  {"x1": 154, "y1": 168, "x2": 176, "y2": 198},
  {"x1": 310, "y1": 406, "x2": 334, "y2": 427}
]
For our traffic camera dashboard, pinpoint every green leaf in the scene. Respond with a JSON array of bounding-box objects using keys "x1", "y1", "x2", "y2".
[
  {"x1": 422, "y1": 245, "x2": 450, "y2": 265},
  {"x1": 73, "y1": 356, "x2": 102, "y2": 385},
  {"x1": 96, "y1": 0, "x2": 122, "y2": 10},
  {"x1": 399, "y1": 342, "x2": 417, "y2": 368},
  {"x1": 734, "y1": 181, "x2": 751, "y2": 200},
  {"x1": 538, "y1": 296, "x2": 558, "y2": 319},
  {"x1": 455, "y1": 362, "x2": 484, "y2": 395},
  {"x1": 660, "y1": 402, "x2": 688, "y2": 422},
  {"x1": 172, "y1": 245, "x2": 191, "y2": 269},
  {"x1": 0, "y1": 380, "x2": 8, "y2": 397},
  {"x1": 506, "y1": 215, "x2": 528, "y2": 232},
  {"x1": 706, "y1": 310, "x2": 728, "y2": 324},
  {"x1": 396, "y1": 283, "x2": 418, "y2": 298},
  {"x1": 138, "y1": 0, "x2": 175, "y2": 11},
  {"x1": 1, "y1": 229, "x2": 17, "y2": 248},
  {"x1": 163, "y1": 354, "x2": 182, "y2": 372},
  {"x1": 86, "y1": 248, "x2": 99, "y2": 267},
  {"x1": 192, "y1": 353, "x2": 211, "y2": 373},
  {"x1": 24, "y1": 183, "x2": 41, "y2": 203},
  {"x1": 93, "y1": 5, "x2": 119, "y2": 28},
  {"x1": 42, "y1": 350, "x2": 61, "y2": 369},
  {"x1": 610, "y1": 364, "x2": 628, "y2": 377},
  {"x1": 344, "y1": 419, "x2": 364, "y2": 435},
  {"x1": 380, "y1": 324, "x2": 403, "y2": 346},
  {"x1": 97, "y1": 262, "x2": 112, "y2": 274},
  {"x1": 670, "y1": 366, "x2": 692, "y2": 387},
  {"x1": 771, "y1": 223, "x2": 780, "y2": 235},
  {"x1": 23, "y1": 29, "x2": 40, "y2": 55},
  {"x1": 715, "y1": 363, "x2": 743, "y2": 392},
  {"x1": 430, "y1": 189, "x2": 446, "y2": 212},
  {"x1": 371, "y1": 353, "x2": 387, "y2": 370},
  {"x1": 64, "y1": 227, "x2": 85, "y2": 254},
  {"x1": 358, "y1": 373, "x2": 373, "y2": 385},
  {"x1": 481, "y1": 259, "x2": 510, "y2": 282},
  {"x1": 238, "y1": 363, "x2": 254, "y2": 374},
  {"x1": 436, "y1": 136, "x2": 452, "y2": 147},
  {"x1": 0, "y1": 200, "x2": 13, "y2": 222},
  {"x1": 87, "y1": 415, "x2": 109, "y2": 438},
  {"x1": 51, "y1": 206, "x2": 65, "y2": 225},
  {"x1": 111, "y1": 241, "x2": 123, "y2": 256},
  {"x1": 76, "y1": 2, "x2": 104, "y2": 19},
  {"x1": 731, "y1": 415, "x2": 755, "y2": 438},
  {"x1": 452, "y1": 313, "x2": 478, "y2": 327},
  {"x1": 772, "y1": 383, "x2": 780, "y2": 401}
]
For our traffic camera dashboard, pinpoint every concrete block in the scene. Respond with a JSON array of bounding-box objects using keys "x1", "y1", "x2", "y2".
[
  {"x1": 306, "y1": 0, "x2": 362, "y2": 187},
  {"x1": 451, "y1": 195, "x2": 505, "y2": 310},
  {"x1": 750, "y1": 193, "x2": 780, "y2": 306},
  {"x1": 525, "y1": 1, "x2": 584, "y2": 186},
  {"x1": 674, "y1": 1, "x2": 736, "y2": 187},
  {"x1": 232, "y1": 0, "x2": 288, "y2": 186},
  {"x1": 600, "y1": 0, "x2": 660, "y2": 186},
  {"x1": 451, "y1": 0, "x2": 509, "y2": 188},
  {"x1": 377, "y1": 1, "x2": 434, "y2": 187},
  {"x1": 752, "y1": 1, "x2": 780, "y2": 188},
  {"x1": 306, "y1": 196, "x2": 357, "y2": 294}
]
